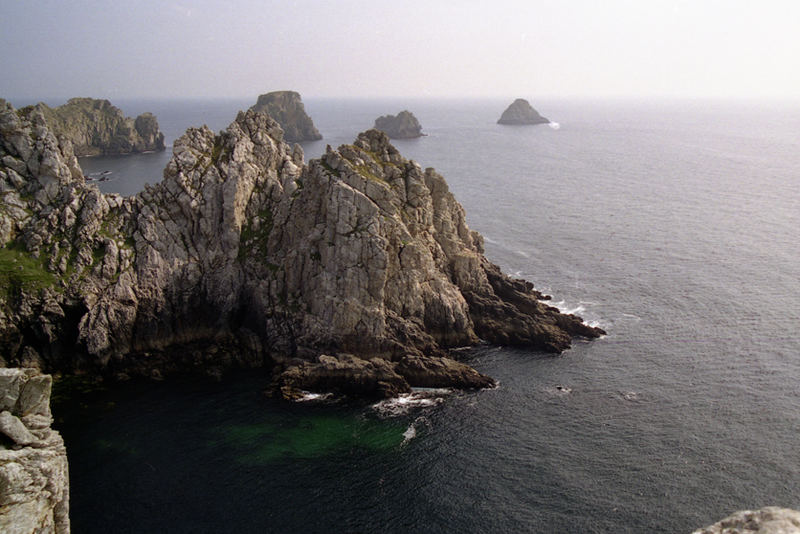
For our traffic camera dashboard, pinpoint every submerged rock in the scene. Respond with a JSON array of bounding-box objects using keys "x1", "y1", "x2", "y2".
[
  {"x1": 0, "y1": 98, "x2": 604, "y2": 395},
  {"x1": 692, "y1": 507, "x2": 800, "y2": 534},
  {"x1": 497, "y1": 98, "x2": 550, "y2": 125},
  {"x1": 27, "y1": 97, "x2": 165, "y2": 156},
  {"x1": 373, "y1": 110, "x2": 423, "y2": 139},
  {"x1": 249, "y1": 90, "x2": 322, "y2": 143},
  {"x1": 0, "y1": 368, "x2": 69, "y2": 534}
]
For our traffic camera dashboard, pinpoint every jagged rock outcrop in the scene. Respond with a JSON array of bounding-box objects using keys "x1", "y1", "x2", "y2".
[
  {"x1": 249, "y1": 91, "x2": 322, "y2": 143},
  {"x1": 497, "y1": 98, "x2": 550, "y2": 125},
  {"x1": 29, "y1": 98, "x2": 165, "y2": 156},
  {"x1": 373, "y1": 110, "x2": 423, "y2": 139},
  {"x1": 0, "y1": 98, "x2": 603, "y2": 395},
  {"x1": 692, "y1": 507, "x2": 800, "y2": 533},
  {"x1": 0, "y1": 368, "x2": 70, "y2": 534}
]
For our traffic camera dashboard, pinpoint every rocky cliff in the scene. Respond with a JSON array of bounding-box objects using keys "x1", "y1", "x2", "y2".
[
  {"x1": 249, "y1": 91, "x2": 322, "y2": 143},
  {"x1": 29, "y1": 98, "x2": 165, "y2": 157},
  {"x1": 0, "y1": 368, "x2": 69, "y2": 534},
  {"x1": 692, "y1": 507, "x2": 800, "y2": 533},
  {"x1": 0, "y1": 98, "x2": 603, "y2": 397},
  {"x1": 497, "y1": 98, "x2": 550, "y2": 125},
  {"x1": 373, "y1": 110, "x2": 423, "y2": 139}
]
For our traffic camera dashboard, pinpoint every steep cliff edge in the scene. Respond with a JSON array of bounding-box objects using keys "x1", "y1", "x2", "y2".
[
  {"x1": 373, "y1": 110, "x2": 423, "y2": 139},
  {"x1": 29, "y1": 98, "x2": 165, "y2": 156},
  {"x1": 0, "y1": 99, "x2": 603, "y2": 396},
  {"x1": 0, "y1": 368, "x2": 70, "y2": 534},
  {"x1": 249, "y1": 91, "x2": 322, "y2": 143},
  {"x1": 497, "y1": 98, "x2": 550, "y2": 125}
]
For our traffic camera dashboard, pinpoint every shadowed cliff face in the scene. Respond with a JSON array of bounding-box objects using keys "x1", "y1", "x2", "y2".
[{"x1": 0, "y1": 99, "x2": 603, "y2": 395}]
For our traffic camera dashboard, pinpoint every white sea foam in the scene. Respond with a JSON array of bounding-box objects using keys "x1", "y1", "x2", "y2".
[
  {"x1": 548, "y1": 122, "x2": 560, "y2": 130},
  {"x1": 371, "y1": 388, "x2": 451, "y2": 417},
  {"x1": 294, "y1": 391, "x2": 334, "y2": 402}
]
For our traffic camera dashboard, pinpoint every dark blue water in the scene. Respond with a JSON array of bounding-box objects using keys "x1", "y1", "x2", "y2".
[{"x1": 52, "y1": 98, "x2": 800, "y2": 533}]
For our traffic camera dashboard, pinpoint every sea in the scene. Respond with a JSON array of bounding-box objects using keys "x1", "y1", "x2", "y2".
[{"x1": 24, "y1": 96, "x2": 800, "y2": 533}]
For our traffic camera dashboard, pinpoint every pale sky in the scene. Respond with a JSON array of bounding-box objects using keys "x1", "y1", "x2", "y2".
[{"x1": 1, "y1": 0, "x2": 798, "y2": 100}]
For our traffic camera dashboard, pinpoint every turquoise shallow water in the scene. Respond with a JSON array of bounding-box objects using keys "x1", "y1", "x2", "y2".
[{"x1": 50, "y1": 97, "x2": 800, "y2": 533}]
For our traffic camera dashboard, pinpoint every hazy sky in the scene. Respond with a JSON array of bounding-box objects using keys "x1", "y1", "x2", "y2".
[{"x1": 2, "y1": 0, "x2": 798, "y2": 100}]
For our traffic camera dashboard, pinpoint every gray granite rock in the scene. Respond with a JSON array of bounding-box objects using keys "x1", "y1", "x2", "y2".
[
  {"x1": 693, "y1": 507, "x2": 800, "y2": 534},
  {"x1": 0, "y1": 368, "x2": 69, "y2": 534},
  {"x1": 0, "y1": 411, "x2": 36, "y2": 446}
]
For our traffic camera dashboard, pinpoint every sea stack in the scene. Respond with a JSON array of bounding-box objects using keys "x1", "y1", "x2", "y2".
[
  {"x1": 249, "y1": 90, "x2": 322, "y2": 143},
  {"x1": 31, "y1": 97, "x2": 166, "y2": 156},
  {"x1": 497, "y1": 98, "x2": 550, "y2": 125},
  {"x1": 373, "y1": 110, "x2": 423, "y2": 139}
]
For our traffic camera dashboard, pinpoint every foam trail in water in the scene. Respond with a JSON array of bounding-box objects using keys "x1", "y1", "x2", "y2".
[
  {"x1": 549, "y1": 122, "x2": 560, "y2": 130},
  {"x1": 401, "y1": 416, "x2": 432, "y2": 446}
]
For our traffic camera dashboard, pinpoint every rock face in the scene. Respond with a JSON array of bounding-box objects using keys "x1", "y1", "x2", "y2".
[
  {"x1": 0, "y1": 98, "x2": 603, "y2": 396},
  {"x1": 497, "y1": 98, "x2": 550, "y2": 125},
  {"x1": 692, "y1": 507, "x2": 800, "y2": 534},
  {"x1": 373, "y1": 110, "x2": 423, "y2": 139},
  {"x1": 0, "y1": 368, "x2": 70, "y2": 534},
  {"x1": 29, "y1": 98, "x2": 165, "y2": 157},
  {"x1": 249, "y1": 91, "x2": 322, "y2": 143}
]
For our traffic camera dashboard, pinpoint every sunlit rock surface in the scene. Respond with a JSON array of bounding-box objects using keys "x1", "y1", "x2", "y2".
[
  {"x1": 0, "y1": 368, "x2": 69, "y2": 534},
  {"x1": 692, "y1": 507, "x2": 800, "y2": 534}
]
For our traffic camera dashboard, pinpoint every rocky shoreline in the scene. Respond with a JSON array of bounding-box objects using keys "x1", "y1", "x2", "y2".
[{"x1": 0, "y1": 98, "x2": 604, "y2": 399}]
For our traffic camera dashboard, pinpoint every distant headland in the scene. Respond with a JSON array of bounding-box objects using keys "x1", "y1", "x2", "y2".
[{"x1": 22, "y1": 97, "x2": 165, "y2": 156}]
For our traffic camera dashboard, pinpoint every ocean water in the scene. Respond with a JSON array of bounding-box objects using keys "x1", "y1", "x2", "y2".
[{"x1": 50, "y1": 98, "x2": 800, "y2": 533}]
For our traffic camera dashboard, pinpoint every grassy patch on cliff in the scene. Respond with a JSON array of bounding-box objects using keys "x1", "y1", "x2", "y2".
[
  {"x1": 238, "y1": 207, "x2": 273, "y2": 261},
  {"x1": 0, "y1": 244, "x2": 57, "y2": 297}
]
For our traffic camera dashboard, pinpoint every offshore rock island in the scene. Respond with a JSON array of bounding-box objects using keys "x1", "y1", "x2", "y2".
[
  {"x1": 497, "y1": 98, "x2": 550, "y2": 125},
  {"x1": 0, "y1": 98, "x2": 603, "y2": 399},
  {"x1": 249, "y1": 90, "x2": 322, "y2": 143},
  {"x1": 373, "y1": 110, "x2": 424, "y2": 139},
  {"x1": 25, "y1": 98, "x2": 165, "y2": 156}
]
